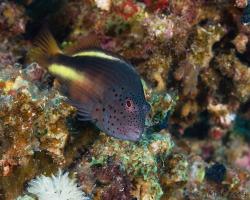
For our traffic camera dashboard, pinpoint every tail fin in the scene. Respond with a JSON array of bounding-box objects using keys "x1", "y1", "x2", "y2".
[{"x1": 28, "y1": 28, "x2": 62, "y2": 68}]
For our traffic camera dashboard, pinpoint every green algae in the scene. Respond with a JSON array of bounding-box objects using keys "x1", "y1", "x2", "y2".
[
  {"x1": 105, "y1": 14, "x2": 131, "y2": 36},
  {"x1": 90, "y1": 132, "x2": 174, "y2": 178},
  {"x1": 89, "y1": 132, "x2": 174, "y2": 199}
]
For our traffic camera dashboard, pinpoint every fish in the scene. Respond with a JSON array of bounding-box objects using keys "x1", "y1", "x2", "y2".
[{"x1": 29, "y1": 29, "x2": 151, "y2": 141}]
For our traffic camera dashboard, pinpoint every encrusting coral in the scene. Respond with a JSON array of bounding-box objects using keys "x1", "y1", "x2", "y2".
[
  {"x1": 1, "y1": 0, "x2": 250, "y2": 199},
  {"x1": 0, "y1": 1, "x2": 27, "y2": 39},
  {"x1": 0, "y1": 63, "x2": 80, "y2": 199},
  {"x1": 76, "y1": 131, "x2": 174, "y2": 200},
  {"x1": 0, "y1": 64, "x2": 75, "y2": 166}
]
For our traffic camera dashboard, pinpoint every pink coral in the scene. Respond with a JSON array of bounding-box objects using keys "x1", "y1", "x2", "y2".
[
  {"x1": 144, "y1": 0, "x2": 169, "y2": 12},
  {"x1": 235, "y1": 0, "x2": 248, "y2": 8},
  {"x1": 236, "y1": 150, "x2": 250, "y2": 171},
  {"x1": 114, "y1": 0, "x2": 139, "y2": 20},
  {"x1": 0, "y1": 1, "x2": 27, "y2": 37}
]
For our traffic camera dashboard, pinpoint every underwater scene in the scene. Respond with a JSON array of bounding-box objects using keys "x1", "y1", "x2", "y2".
[{"x1": 1, "y1": 0, "x2": 250, "y2": 199}]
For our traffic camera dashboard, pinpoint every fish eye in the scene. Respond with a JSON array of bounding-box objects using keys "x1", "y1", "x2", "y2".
[
  {"x1": 125, "y1": 99, "x2": 135, "y2": 112},
  {"x1": 126, "y1": 100, "x2": 132, "y2": 108}
]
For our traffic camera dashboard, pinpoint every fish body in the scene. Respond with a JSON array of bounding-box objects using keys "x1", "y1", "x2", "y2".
[{"x1": 30, "y1": 30, "x2": 150, "y2": 141}]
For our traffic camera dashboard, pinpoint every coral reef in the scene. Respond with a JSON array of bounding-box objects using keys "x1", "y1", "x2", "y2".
[
  {"x1": 76, "y1": 132, "x2": 174, "y2": 200},
  {"x1": 0, "y1": 0, "x2": 28, "y2": 67},
  {"x1": 0, "y1": 63, "x2": 98, "y2": 198},
  {"x1": 1, "y1": 0, "x2": 250, "y2": 199},
  {"x1": 0, "y1": 64, "x2": 74, "y2": 167},
  {"x1": 0, "y1": 1, "x2": 27, "y2": 38}
]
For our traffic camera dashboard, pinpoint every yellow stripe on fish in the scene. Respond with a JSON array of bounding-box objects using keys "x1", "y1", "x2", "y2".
[
  {"x1": 73, "y1": 51, "x2": 120, "y2": 61},
  {"x1": 48, "y1": 64, "x2": 85, "y2": 82}
]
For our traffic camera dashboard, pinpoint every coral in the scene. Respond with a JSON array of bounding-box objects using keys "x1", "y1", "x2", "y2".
[
  {"x1": 136, "y1": 51, "x2": 172, "y2": 91},
  {"x1": 90, "y1": 132, "x2": 174, "y2": 177},
  {"x1": 92, "y1": 162, "x2": 133, "y2": 200},
  {"x1": 143, "y1": 15, "x2": 174, "y2": 42},
  {"x1": 144, "y1": 0, "x2": 169, "y2": 12},
  {"x1": 22, "y1": 169, "x2": 89, "y2": 200},
  {"x1": 75, "y1": 160, "x2": 134, "y2": 200},
  {"x1": 16, "y1": 195, "x2": 35, "y2": 200},
  {"x1": 161, "y1": 153, "x2": 189, "y2": 188},
  {"x1": 235, "y1": 150, "x2": 250, "y2": 171},
  {"x1": 205, "y1": 163, "x2": 227, "y2": 183},
  {"x1": 213, "y1": 50, "x2": 250, "y2": 102},
  {"x1": 95, "y1": 0, "x2": 112, "y2": 11},
  {"x1": 233, "y1": 33, "x2": 248, "y2": 53},
  {"x1": 160, "y1": 154, "x2": 250, "y2": 200},
  {"x1": 174, "y1": 23, "x2": 226, "y2": 98},
  {"x1": 0, "y1": 1, "x2": 28, "y2": 66},
  {"x1": 144, "y1": 86, "x2": 177, "y2": 132},
  {"x1": 235, "y1": 0, "x2": 248, "y2": 8},
  {"x1": 114, "y1": 0, "x2": 139, "y2": 20},
  {"x1": 0, "y1": 1, "x2": 27, "y2": 38},
  {"x1": 0, "y1": 63, "x2": 82, "y2": 199},
  {"x1": 169, "y1": 0, "x2": 202, "y2": 24},
  {"x1": 0, "y1": 73, "x2": 75, "y2": 166},
  {"x1": 76, "y1": 132, "x2": 174, "y2": 200},
  {"x1": 0, "y1": 52, "x2": 17, "y2": 68},
  {"x1": 2, "y1": 0, "x2": 250, "y2": 199},
  {"x1": 131, "y1": 177, "x2": 163, "y2": 200},
  {"x1": 188, "y1": 156, "x2": 206, "y2": 184},
  {"x1": 207, "y1": 102, "x2": 236, "y2": 128}
]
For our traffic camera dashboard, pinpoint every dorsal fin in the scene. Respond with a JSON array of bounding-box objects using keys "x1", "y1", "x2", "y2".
[
  {"x1": 28, "y1": 28, "x2": 62, "y2": 68},
  {"x1": 63, "y1": 33, "x2": 100, "y2": 55}
]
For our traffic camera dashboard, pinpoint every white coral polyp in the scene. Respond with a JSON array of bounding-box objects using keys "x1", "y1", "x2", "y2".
[
  {"x1": 95, "y1": 0, "x2": 111, "y2": 11},
  {"x1": 27, "y1": 169, "x2": 89, "y2": 200}
]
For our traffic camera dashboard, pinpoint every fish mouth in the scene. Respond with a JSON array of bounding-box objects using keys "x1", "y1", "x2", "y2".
[
  {"x1": 106, "y1": 126, "x2": 143, "y2": 141},
  {"x1": 125, "y1": 128, "x2": 143, "y2": 141},
  {"x1": 111, "y1": 130, "x2": 141, "y2": 141},
  {"x1": 127, "y1": 133, "x2": 141, "y2": 141}
]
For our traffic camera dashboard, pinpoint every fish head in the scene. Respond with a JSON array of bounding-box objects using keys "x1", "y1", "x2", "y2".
[{"x1": 99, "y1": 87, "x2": 151, "y2": 141}]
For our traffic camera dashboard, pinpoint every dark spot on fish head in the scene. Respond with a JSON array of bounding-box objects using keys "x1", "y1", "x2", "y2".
[{"x1": 101, "y1": 87, "x2": 150, "y2": 141}]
